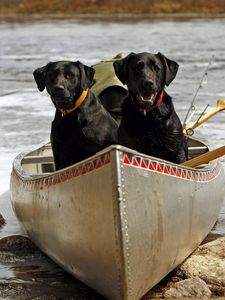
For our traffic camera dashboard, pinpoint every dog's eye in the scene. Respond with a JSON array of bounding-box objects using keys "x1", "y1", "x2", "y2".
[
  {"x1": 152, "y1": 63, "x2": 160, "y2": 72},
  {"x1": 65, "y1": 73, "x2": 74, "y2": 79},
  {"x1": 136, "y1": 61, "x2": 145, "y2": 70}
]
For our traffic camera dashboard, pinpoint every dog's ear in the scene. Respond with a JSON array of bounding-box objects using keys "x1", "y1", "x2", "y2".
[
  {"x1": 33, "y1": 63, "x2": 52, "y2": 92},
  {"x1": 156, "y1": 52, "x2": 179, "y2": 86},
  {"x1": 75, "y1": 61, "x2": 95, "y2": 90},
  {"x1": 113, "y1": 52, "x2": 135, "y2": 84}
]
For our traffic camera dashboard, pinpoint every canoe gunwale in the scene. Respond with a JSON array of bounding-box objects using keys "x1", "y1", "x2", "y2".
[{"x1": 13, "y1": 143, "x2": 218, "y2": 182}]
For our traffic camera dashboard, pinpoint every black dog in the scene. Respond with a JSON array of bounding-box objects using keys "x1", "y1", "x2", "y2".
[
  {"x1": 33, "y1": 61, "x2": 118, "y2": 170},
  {"x1": 113, "y1": 52, "x2": 188, "y2": 164}
]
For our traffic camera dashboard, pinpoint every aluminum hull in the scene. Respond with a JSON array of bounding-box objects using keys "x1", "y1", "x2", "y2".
[{"x1": 10, "y1": 141, "x2": 225, "y2": 299}]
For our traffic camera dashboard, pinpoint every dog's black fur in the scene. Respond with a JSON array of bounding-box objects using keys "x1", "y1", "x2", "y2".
[
  {"x1": 113, "y1": 52, "x2": 188, "y2": 164},
  {"x1": 33, "y1": 61, "x2": 118, "y2": 170}
]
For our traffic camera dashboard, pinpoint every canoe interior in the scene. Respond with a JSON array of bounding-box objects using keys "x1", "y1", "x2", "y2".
[{"x1": 21, "y1": 137, "x2": 209, "y2": 177}]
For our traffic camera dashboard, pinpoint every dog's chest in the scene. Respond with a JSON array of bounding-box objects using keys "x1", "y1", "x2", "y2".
[
  {"x1": 120, "y1": 105, "x2": 173, "y2": 154},
  {"x1": 52, "y1": 116, "x2": 97, "y2": 145}
]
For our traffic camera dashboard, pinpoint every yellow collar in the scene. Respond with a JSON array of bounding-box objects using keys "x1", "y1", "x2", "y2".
[{"x1": 61, "y1": 89, "x2": 88, "y2": 117}]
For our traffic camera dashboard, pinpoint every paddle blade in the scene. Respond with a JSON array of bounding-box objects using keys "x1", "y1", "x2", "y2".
[
  {"x1": 217, "y1": 99, "x2": 225, "y2": 111},
  {"x1": 185, "y1": 99, "x2": 225, "y2": 131}
]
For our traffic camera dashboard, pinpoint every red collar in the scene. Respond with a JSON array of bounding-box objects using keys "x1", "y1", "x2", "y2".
[{"x1": 131, "y1": 92, "x2": 164, "y2": 115}]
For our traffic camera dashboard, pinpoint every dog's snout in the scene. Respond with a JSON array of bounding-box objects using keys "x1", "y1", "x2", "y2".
[{"x1": 143, "y1": 79, "x2": 154, "y2": 89}]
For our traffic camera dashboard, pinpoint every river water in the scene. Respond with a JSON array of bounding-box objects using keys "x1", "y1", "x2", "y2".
[{"x1": 0, "y1": 17, "x2": 225, "y2": 299}]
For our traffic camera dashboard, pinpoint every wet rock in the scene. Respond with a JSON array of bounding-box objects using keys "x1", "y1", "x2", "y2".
[
  {"x1": 0, "y1": 213, "x2": 6, "y2": 228},
  {"x1": 0, "y1": 283, "x2": 31, "y2": 300},
  {"x1": 0, "y1": 235, "x2": 38, "y2": 254},
  {"x1": 164, "y1": 277, "x2": 211, "y2": 298},
  {"x1": 0, "y1": 235, "x2": 42, "y2": 264},
  {"x1": 142, "y1": 274, "x2": 181, "y2": 299},
  {"x1": 0, "y1": 281, "x2": 106, "y2": 300},
  {"x1": 177, "y1": 237, "x2": 225, "y2": 286}
]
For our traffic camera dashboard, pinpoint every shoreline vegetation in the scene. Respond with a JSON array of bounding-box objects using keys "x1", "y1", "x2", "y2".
[{"x1": 1, "y1": 0, "x2": 225, "y2": 20}]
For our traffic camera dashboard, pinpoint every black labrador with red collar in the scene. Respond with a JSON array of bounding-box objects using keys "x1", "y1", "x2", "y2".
[
  {"x1": 113, "y1": 52, "x2": 188, "y2": 163},
  {"x1": 33, "y1": 61, "x2": 118, "y2": 170}
]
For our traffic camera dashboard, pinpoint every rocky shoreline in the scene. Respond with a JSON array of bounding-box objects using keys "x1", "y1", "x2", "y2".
[
  {"x1": 0, "y1": 235, "x2": 105, "y2": 299},
  {"x1": 1, "y1": 189, "x2": 225, "y2": 299},
  {"x1": 0, "y1": 223, "x2": 225, "y2": 299},
  {"x1": 145, "y1": 236, "x2": 225, "y2": 299},
  {"x1": 0, "y1": 213, "x2": 5, "y2": 228}
]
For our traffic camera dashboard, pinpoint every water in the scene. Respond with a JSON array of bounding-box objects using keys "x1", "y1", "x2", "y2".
[
  {"x1": 0, "y1": 17, "x2": 225, "y2": 298},
  {"x1": 1, "y1": 18, "x2": 225, "y2": 193}
]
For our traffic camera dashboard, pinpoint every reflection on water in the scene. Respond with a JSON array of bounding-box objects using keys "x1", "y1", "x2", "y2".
[
  {"x1": 0, "y1": 192, "x2": 24, "y2": 239},
  {"x1": 0, "y1": 248, "x2": 105, "y2": 299},
  {"x1": 0, "y1": 18, "x2": 225, "y2": 298}
]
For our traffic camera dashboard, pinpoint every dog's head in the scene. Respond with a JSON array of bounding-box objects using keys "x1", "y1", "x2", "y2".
[
  {"x1": 33, "y1": 61, "x2": 95, "y2": 110},
  {"x1": 113, "y1": 52, "x2": 179, "y2": 109}
]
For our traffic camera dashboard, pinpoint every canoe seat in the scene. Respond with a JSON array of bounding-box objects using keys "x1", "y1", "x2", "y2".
[
  {"x1": 188, "y1": 146, "x2": 208, "y2": 159},
  {"x1": 22, "y1": 155, "x2": 55, "y2": 174},
  {"x1": 22, "y1": 155, "x2": 54, "y2": 164}
]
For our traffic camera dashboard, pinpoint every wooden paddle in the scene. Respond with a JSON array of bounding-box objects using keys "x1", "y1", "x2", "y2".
[
  {"x1": 185, "y1": 99, "x2": 225, "y2": 131},
  {"x1": 182, "y1": 145, "x2": 225, "y2": 168}
]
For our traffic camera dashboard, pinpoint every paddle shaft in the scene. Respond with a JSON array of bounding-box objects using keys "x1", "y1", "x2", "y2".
[{"x1": 182, "y1": 145, "x2": 225, "y2": 168}]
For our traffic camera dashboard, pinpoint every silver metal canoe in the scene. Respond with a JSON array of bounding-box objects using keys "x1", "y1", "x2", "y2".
[{"x1": 10, "y1": 138, "x2": 225, "y2": 300}]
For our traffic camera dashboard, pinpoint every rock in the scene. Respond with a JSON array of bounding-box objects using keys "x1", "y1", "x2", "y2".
[
  {"x1": 0, "y1": 213, "x2": 6, "y2": 228},
  {"x1": 0, "y1": 235, "x2": 42, "y2": 264},
  {"x1": 144, "y1": 237, "x2": 225, "y2": 299},
  {"x1": 178, "y1": 237, "x2": 225, "y2": 286},
  {"x1": 164, "y1": 277, "x2": 211, "y2": 298},
  {"x1": 0, "y1": 235, "x2": 38, "y2": 254}
]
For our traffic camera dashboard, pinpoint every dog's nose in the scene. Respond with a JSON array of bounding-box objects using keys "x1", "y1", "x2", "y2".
[
  {"x1": 54, "y1": 85, "x2": 65, "y2": 93},
  {"x1": 144, "y1": 80, "x2": 154, "y2": 89}
]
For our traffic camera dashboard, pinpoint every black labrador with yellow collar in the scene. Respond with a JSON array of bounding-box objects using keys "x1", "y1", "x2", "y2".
[
  {"x1": 113, "y1": 52, "x2": 188, "y2": 163},
  {"x1": 33, "y1": 61, "x2": 118, "y2": 170}
]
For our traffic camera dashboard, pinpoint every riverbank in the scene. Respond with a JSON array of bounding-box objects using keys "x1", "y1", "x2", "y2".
[
  {"x1": 0, "y1": 13, "x2": 225, "y2": 23},
  {"x1": 1, "y1": 0, "x2": 225, "y2": 22},
  {"x1": 1, "y1": 0, "x2": 225, "y2": 15},
  {"x1": 1, "y1": 13, "x2": 225, "y2": 23}
]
